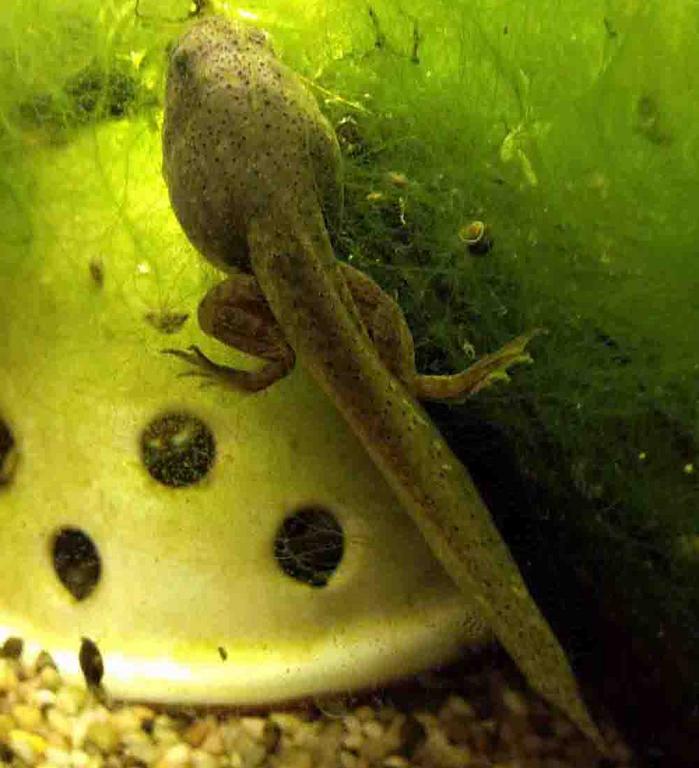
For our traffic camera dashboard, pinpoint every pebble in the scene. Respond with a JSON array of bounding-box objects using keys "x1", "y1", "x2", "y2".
[
  {"x1": 200, "y1": 728, "x2": 225, "y2": 755},
  {"x1": 32, "y1": 688, "x2": 58, "y2": 708},
  {"x1": 132, "y1": 704, "x2": 156, "y2": 721},
  {"x1": 313, "y1": 721, "x2": 343, "y2": 765},
  {"x1": 55, "y1": 686, "x2": 84, "y2": 716},
  {"x1": 240, "y1": 716, "x2": 266, "y2": 741},
  {"x1": 122, "y1": 730, "x2": 159, "y2": 764},
  {"x1": 40, "y1": 667, "x2": 63, "y2": 692},
  {"x1": 354, "y1": 706, "x2": 375, "y2": 723},
  {"x1": 157, "y1": 742, "x2": 192, "y2": 768},
  {"x1": 8, "y1": 728, "x2": 47, "y2": 764},
  {"x1": 0, "y1": 659, "x2": 19, "y2": 693},
  {"x1": 441, "y1": 694, "x2": 476, "y2": 720},
  {"x1": 153, "y1": 713, "x2": 179, "y2": 743},
  {"x1": 223, "y1": 726, "x2": 266, "y2": 768},
  {"x1": 70, "y1": 748, "x2": 92, "y2": 768},
  {"x1": 46, "y1": 707, "x2": 73, "y2": 739},
  {"x1": 33, "y1": 652, "x2": 57, "y2": 672},
  {"x1": 13, "y1": 703, "x2": 43, "y2": 730},
  {"x1": 0, "y1": 712, "x2": 14, "y2": 737},
  {"x1": 261, "y1": 720, "x2": 281, "y2": 753},
  {"x1": 339, "y1": 750, "x2": 359, "y2": 768},
  {"x1": 502, "y1": 687, "x2": 528, "y2": 716},
  {"x1": 342, "y1": 730, "x2": 363, "y2": 751},
  {"x1": 269, "y1": 712, "x2": 305, "y2": 735},
  {"x1": 154, "y1": 722, "x2": 181, "y2": 748},
  {"x1": 342, "y1": 714, "x2": 361, "y2": 735},
  {"x1": 183, "y1": 716, "x2": 215, "y2": 747},
  {"x1": 359, "y1": 735, "x2": 392, "y2": 763},
  {"x1": 0, "y1": 648, "x2": 638, "y2": 768},
  {"x1": 191, "y1": 748, "x2": 218, "y2": 768},
  {"x1": 45, "y1": 746, "x2": 72, "y2": 767},
  {"x1": 277, "y1": 747, "x2": 312, "y2": 768},
  {"x1": 361, "y1": 720, "x2": 383, "y2": 740},
  {"x1": 110, "y1": 707, "x2": 142, "y2": 734},
  {"x1": 383, "y1": 757, "x2": 410, "y2": 768},
  {"x1": 397, "y1": 714, "x2": 427, "y2": 758},
  {"x1": 85, "y1": 719, "x2": 119, "y2": 753}
]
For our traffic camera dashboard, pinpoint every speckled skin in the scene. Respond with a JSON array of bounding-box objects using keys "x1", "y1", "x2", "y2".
[{"x1": 162, "y1": 17, "x2": 603, "y2": 749}]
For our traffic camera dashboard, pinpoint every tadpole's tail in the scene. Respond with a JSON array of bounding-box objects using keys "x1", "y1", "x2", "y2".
[{"x1": 248, "y1": 210, "x2": 606, "y2": 752}]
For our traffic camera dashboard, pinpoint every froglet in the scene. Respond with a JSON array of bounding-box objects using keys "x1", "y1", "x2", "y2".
[{"x1": 161, "y1": 17, "x2": 603, "y2": 749}]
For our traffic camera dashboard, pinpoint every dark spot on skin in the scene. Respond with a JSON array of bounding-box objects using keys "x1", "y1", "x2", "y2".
[
  {"x1": 218, "y1": 646, "x2": 228, "y2": 661},
  {"x1": 79, "y1": 636, "x2": 104, "y2": 688}
]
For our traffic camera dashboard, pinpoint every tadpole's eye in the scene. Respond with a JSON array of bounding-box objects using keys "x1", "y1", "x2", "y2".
[{"x1": 172, "y1": 48, "x2": 191, "y2": 79}]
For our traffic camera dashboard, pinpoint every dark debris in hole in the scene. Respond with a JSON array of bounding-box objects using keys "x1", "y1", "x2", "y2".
[
  {"x1": 141, "y1": 412, "x2": 216, "y2": 488},
  {"x1": 51, "y1": 527, "x2": 101, "y2": 601},
  {"x1": 273, "y1": 506, "x2": 344, "y2": 587}
]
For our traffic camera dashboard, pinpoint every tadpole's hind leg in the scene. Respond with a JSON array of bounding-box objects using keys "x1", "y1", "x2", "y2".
[
  {"x1": 413, "y1": 329, "x2": 545, "y2": 401},
  {"x1": 338, "y1": 262, "x2": 543, "y2": 401},
  {"x1": 163, "y1": 273, "x2": 295, "y2": 392},
  {"x1": 337, "y1": 262, "x2": 418, "y2": 386}
]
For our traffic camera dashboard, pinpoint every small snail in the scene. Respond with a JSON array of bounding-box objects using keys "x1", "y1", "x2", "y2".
[{"x1": 458, "y1": 220, "x2": 493, "y2": 255}]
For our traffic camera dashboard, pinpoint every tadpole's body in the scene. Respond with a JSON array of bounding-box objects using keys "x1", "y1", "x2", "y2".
[{"x1": 161, "y1": 17, "x2": 603, "y2": 749}]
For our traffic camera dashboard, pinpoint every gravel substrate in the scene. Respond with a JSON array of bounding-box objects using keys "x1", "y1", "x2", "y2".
[{"x1": 0, "y1": 644, "x2": 636, "y2": 768}]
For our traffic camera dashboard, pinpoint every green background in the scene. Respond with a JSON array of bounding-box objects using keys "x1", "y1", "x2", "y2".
[{"x1": 1, "y1": 1, "x2": 697, "y2": 763}]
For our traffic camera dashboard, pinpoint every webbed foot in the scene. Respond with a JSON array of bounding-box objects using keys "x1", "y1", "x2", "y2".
[
  {"x1": 162, "y1": 345, "x2": 292, "y2": 393},
  {"x1": 162, "y1": 345, "x2": 245, "y2": 389},
  {"x1": 414, "y1": 328, "x2": 546, "y2": 402}
]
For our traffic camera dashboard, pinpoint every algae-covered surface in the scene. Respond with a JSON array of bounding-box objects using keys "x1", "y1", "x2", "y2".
[{"x1": 1, "y1": 0, "x2": 698, "y2": 764}]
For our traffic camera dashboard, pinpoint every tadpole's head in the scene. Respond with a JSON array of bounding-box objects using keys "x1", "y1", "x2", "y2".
[
  {"x1": 165, "y1": 16, "x2": 271, "y2": 103},
  {"x1": 164, "y1": 17, "x2": 273, "y2": 155},
  {"x1": 162, "y1": 17, "x2": 273, "y2": 274}
]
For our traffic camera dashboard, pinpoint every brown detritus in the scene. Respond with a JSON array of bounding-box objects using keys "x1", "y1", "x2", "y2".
[
  {"x1": 144, "y1": 310, "x2": 189, "y2": 334},
  {"x1": 79, "y1": 636, "x2": 104, "y2": 688},
  {"x1": 0, "y1": 637, "x2": 23, "y2": 660},
  {"x1": 89, "y1": 256, "x2": 104, "y2": 288}
]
